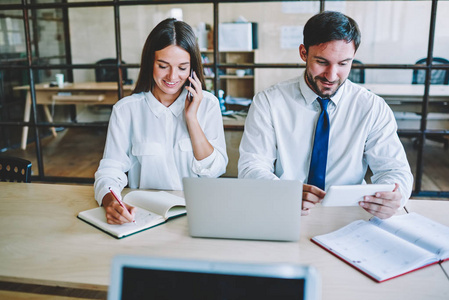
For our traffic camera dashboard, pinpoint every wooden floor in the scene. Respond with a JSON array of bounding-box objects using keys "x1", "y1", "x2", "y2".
[
  {"x1": 9, "y1": 127, "x2": 106, "y2": 179},
  {"x1": 3, "y1": 126, "x2": 449, "y2": 198}
]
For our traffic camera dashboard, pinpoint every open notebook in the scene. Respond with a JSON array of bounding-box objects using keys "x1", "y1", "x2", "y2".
[
  {"x1": 182, "y1": 177, "x2": 303, "y2": 242},
  {"x1": 108, "y1": 255, "x2": 321, "y2": 300}
]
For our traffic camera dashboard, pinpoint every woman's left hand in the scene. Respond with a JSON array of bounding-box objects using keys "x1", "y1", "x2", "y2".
[{"x1": 185, "y1": 71, "x2": 203, "y2": 121}]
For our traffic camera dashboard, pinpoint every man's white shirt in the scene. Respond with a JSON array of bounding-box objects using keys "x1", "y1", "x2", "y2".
[{"x1": 238, "y1": 72, "x2": 413, "y2": 206}]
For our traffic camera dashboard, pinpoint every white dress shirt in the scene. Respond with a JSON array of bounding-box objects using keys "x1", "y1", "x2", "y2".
[
  {"x1": 94, "y1": 89, "x2": 228, "y2": 205},
  {"x1": 238, "y1": 72, "x2": 413, "y2": 206}
]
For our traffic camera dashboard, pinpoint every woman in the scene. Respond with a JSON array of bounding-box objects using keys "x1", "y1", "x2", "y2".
[{"x1": 94, "y1": 18, "x2": 228, "y2": 224}]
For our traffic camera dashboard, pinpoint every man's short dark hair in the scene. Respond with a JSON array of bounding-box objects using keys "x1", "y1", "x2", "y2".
[{"x1": 303, "y1": 11, "x2": 361, "y2": 52}]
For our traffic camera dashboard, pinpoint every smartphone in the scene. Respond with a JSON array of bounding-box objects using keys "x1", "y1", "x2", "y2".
[{"x1": 188, "y1": 70, "x2": 194, "y2": 101}]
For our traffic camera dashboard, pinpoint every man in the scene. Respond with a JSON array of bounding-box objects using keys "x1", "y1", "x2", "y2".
[{"x1": 238, "y1": 11, "x2": 413, "y2": 219}]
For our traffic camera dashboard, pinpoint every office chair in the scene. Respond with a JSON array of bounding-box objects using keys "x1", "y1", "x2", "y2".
[
  {"x1": 412, "y1": 57, "x2": 449, "y2": 149},
  {"x1": 94, "y1": 58, "x2": 133, "y2": 85},
  {"x1": 412, "y1": 57, "x2": 449, "y2": 85},
  {"x1": 0, "y1": 156, "x2": 32, "y2": 183},
  {"x1": 348, "y1": 59, "x2": 365, "y2": 83}
]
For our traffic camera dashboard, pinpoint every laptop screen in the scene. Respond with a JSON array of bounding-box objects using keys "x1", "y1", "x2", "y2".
[
  {"x1": 108, "y1": 255, "x2": 320, "y2": 300},
  {"x1": 121, "y1": 267, "x2": 304, "y2": 300}
]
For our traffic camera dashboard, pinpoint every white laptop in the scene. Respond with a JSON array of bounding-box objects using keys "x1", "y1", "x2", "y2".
[
  {"x1": 182, "y1": 177, "x2": 303, "y2": 242},
  {"x1": 108, "y1": 255, "x2": 321, "y2": 300}
]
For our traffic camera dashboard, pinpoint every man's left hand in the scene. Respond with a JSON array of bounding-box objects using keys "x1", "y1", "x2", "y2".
[{"x1": 359, "y1": 183, "x2": 402, "y2": 219}]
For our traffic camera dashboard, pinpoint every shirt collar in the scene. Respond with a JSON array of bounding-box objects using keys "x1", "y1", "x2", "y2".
[
  {"x1": 299, "y1": 71, "x2": 345, "y2": 106},
  {"x1": 145, "y1": 89, "x2": 187, "y2": 118}
]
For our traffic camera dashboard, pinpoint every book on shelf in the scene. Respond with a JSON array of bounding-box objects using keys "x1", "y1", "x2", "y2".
[
  {"x1": 201, "y1": 54, "x2": 214, "y2": 77},
  {"x1": 78, "y1": 190, "x2": 186, "y2": 239},
  {"x1": 311, "y1": 212, "x2": 449, "y2": 282}
]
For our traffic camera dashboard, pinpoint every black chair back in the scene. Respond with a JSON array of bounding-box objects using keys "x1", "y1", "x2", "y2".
[
  {"x1": 0, "y1": 156, "x2": 32, "y2": 183},
  {"x1": 95, "y1": 58, "x2": 132, "y2": 84},
  {"x1": 412, "y1": 57, "x2": 449, "y2": 85},
  {"x1": 348, "y1": 59, "x2": 365, "y2": 83}
]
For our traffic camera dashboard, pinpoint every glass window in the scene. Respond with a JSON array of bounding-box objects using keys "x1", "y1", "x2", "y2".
[
  {"x1": 0, "y1": 10, "x2": 28, "y2": 151},
  {"x1": 0, "y1": 0, "x2": 447, "y2": 192},
  {"x1": 69, "y1": 7, "x2": 115, "y2": 82},
  {"x1": 30, "y1": 8, "x2": 67, "y2": 83},
  {"x1": 344, "y1": 1, "x2": 431, "y2": 67},
  {"x1": 0, "y1": 10, "x2": 25, "y2": 55}
]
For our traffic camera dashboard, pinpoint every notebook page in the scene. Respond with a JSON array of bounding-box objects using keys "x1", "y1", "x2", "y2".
[
  {"x1": 370, "y1": 213, "x2": 449, "y2": 259},
  {"x1": 313, "y1": 220, "x2": 438, "y2": 281},
  {"x1": 124, "y1": 191, "x2": 185, "y2": 217}
]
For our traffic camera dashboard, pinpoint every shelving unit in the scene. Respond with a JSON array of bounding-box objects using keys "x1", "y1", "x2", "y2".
[
  {"x1": 202, "y1": 50, "x2": 255, "y2": 176},
  {"x1": 202, "y1": 50, "x2": 255, "y2": 110}
]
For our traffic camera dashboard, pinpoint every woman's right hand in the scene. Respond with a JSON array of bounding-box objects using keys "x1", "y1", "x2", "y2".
[{"x1": 102, "y1": 192, "x2": 136, "y2": 224}]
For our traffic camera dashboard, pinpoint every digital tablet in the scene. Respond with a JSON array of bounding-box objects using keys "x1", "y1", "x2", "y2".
[{"x1": 321, "y1": 184, "x2": 395, "y2": 207}]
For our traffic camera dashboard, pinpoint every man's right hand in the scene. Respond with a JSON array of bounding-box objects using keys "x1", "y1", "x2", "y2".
[
  {"x1": 102, "y1": 192, "x2": 136, "y2": 225},
  {"x1": 302, "y1": 184, "x2": 326, "y2": 216}
]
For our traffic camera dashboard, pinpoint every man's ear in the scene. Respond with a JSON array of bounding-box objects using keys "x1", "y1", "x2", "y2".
[{"x1": 299, "y1": 44, "x2": 307, "y2": 62}]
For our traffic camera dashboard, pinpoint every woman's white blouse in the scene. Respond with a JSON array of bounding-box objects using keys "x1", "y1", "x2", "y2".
[{"x1": 94, "y1": 89, "x2": 228, "y2": 205}]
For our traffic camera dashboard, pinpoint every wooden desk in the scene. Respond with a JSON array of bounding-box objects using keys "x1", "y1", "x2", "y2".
[
  {"x1": 1, "y1": 182, "x2": 448, "y2": 299},
  {"x1": 15, "y1": 82, "x2": 134, "y2": 150},
  {"x1": 360, "y1": 83, "x2": 449, "y2": 113}
]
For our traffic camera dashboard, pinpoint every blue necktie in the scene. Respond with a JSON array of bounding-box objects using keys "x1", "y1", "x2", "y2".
[{"x1": 307, "y1": 97, "x2": 330, "y2": 190}]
